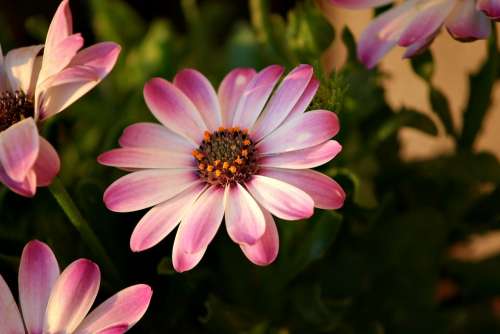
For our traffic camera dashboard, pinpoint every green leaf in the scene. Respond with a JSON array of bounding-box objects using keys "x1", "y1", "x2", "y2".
[
  {"x1": 429, "y1": 87, "x2": 456, "y2": 137},
  {"x1": 286, "y1": 0, "x2": 335, "y2": 62},
  {"x1": 410, "y1": 50, "x2": 434, "y2": 82},
  {"x1": 375, "y1": 108, "x2": 438, "y2": 143},
  {"x1": 459, "y1": 28, "x2": 499, "y2": 149},
  {"x1": 342, "y1": 27, "x2": 357, "y2": 65},
  {"x1": 249, "y1": 0, "x2": 295, "y2": 64},
  {"x1": 90, "y1": 0, "x2": 146, "y2": 46}
]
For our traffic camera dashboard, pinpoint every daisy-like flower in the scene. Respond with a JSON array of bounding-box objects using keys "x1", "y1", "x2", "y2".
[
  {"x1": 0, "y1": 0, "x2": 120, "y2": 196},
  {"x1": 0, "y1": 240, "x2": 152, "y2": 334},
  {"x1": 329, "y1": 0, "x2": 499, "y2": 68},
  {"x1": 99, "y1": 64, "x2": 345, "y2": 272}
]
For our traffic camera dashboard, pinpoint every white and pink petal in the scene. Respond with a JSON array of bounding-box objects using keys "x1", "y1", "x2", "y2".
[
  {"x1": 245, "y1": 175, "x2": 314, "y2": 221},
  {"x1": 19, "y1": 240, "x2": 60, "y2": 334},
  {"x1": 240, "y1": 208, "x2": 279, "y2": 266},
  {"x1": 44, "y1": 259, "x2": 101, "y2": 334},
  {"x1": 218, "y1": 68, "x2": 256, "y2": 126}
]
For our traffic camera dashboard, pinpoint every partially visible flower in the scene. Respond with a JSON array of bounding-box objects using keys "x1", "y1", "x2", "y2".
[
  {"x1": 0, "y1": 240, "x2": 152, "y2": 334},
  {"x1": 329, "y1": 0, "x2": 498, "y2": 68},
  {"x1": 0, "y1": 0, "x2": 120, "y2": 196},
  {"x1": 99, "y1": 64, "x2": 345, "y2": 272}
]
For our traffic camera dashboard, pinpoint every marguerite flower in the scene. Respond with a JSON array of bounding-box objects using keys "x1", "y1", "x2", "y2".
[
  {"x1": 329, "y1": 0, "x2": 499, "y2": 68},
  {"x1": 0, "y1": 240, "x2": 152, "y2": 333},
  {"x1": 0, "y1": 0, "x2": 120, "y2": 196},
  {"x1": 99, "y1": 65, "x2": 345, "y2": 272}
]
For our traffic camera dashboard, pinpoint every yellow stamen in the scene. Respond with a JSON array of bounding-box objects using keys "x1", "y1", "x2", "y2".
[
  {"x1": 215, "y1": 170, "x2": 222, "y2": 177},
  {"x1": 222, "y1": 161, "x2": 230, "y2": 169},
  {"x1": 207, "y1": 165, "x2": 214, "y2": 172},
  {"x1": 229, "y1": 166, "x2": 237, "y2": 174}
]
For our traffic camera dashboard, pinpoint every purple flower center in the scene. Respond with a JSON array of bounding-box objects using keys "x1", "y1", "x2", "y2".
[
  {"x1": 0, "y1": 90, "x2": 34, "y2": 132},
  {"x1": 193, "y1": 127, "x2": 259, "y2": 186}
]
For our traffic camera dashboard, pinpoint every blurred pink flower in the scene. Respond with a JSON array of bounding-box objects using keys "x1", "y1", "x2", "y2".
[
  {"x1": 330, "y1": 0, "x2": 498, "y2": 68},
  {"x1": 99, "y1": 64, "x2": 345, "y2": 272},
  {"x1": 0, "y1": 240, "x2": 152, "y2": 334},
  {"x1": 0, "y1": 0, "x2": 120, "y2": 196}
]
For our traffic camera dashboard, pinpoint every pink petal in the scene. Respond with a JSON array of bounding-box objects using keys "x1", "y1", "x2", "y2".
[
  {"x1": 95, "y1": 325, "x2": 128, "y2": 334},
  {"x1": 0, "y1": 117, "x2": 39, "y2": 182},
  {"x1": 39, "y1": 42, "x2": 121, "y2": 120},
  {"x1": 174, "y1": 69, "x2": 222, "y2": 132},
  {"x1": 218, "y1": 68, "x2": 256, "y2": 126},
  {"x1": 0, "y1": 274, "x2": 24, "y2": 334},
  {"x1": 43, "y1": 0, "x2": 73, "y2": 67},
  {"x1": 103, "y1": 169, "x2": 200, "y2": 212},
  {"x1": 260, "y1": 168, "x2": 346, "y2": 210},
  {"x1": 286, "y1": 77, "x2": 320, "y2": 120},
  {"x1": 172, "y1": 242, "x2": 207, "y2": 273},
  {"x1": 4, "y1": 45, "x2": 44, "y2": 94},
  {"x1": 44, "y1": 259, "x2": 100, "y2": 334},
  {"x1": 240, "y1": 208, "x2": 279, "y2": 266},
  {"x1": 19, "y1": 240, "x2": 60, "y2": 334},
  {"x1": 37, "y1": 33, "x2": 84, "y2": 88},
  {"x1": 98, "y1": 147, "x2": 194, "y2": 170},
  {"x1": 252, "y1": 64, "x2": 314, "y2": 141},
  {"x1": 477, "y1": 0, "x2": 500, "y2": 20},
  {"x1": 33, "y1": 137, "x2": 60, "y2": 187},
  {"x1": 144, "y1": 78, "x2": 207, "y2": 144},
  {"x1": 224, "y1": 183, "x2": 266, "y2": 245},
  {"x1": 231, "y1": 65, "x2": 284, "y2": 130},
  {"x1": 329, "y1": 0, "x2": 394, "y2": 9},
  {"x1": 173, "y1": 186, "x2": 224, "y2": 260},
  {"x1": 75, "y1": 284, "x2": 152, "y2": 334},
  {"x1": 446, "y1": 0, "x2": 491, "y2": 41},
  {"x1": 402, "y1": 30, "x2": 439, "y2": 58},
  {"x1": 398, "y1": 0, "x2": 454, "y2": 47},
  {"x1": 0, "y1": 166, "x2": 37, "y2": 197},
  {"x1": 118, "y1": 122, "x2": 194, "y2": 152},
  {"x1": 130, "y1": 183, "x2": 206, "y2": 252},
  {"x1": 256, "y1": 110, "x2": 340, "y2": 155},
  {"x1": 246, "y1": 175, "x2": 314, "y2": 220},
  {"x1": 358, "y1": 1, "x2": 417, "y2": 68},
  {"x1": 259, "y1": 140, "x2": 342, "y2": 169}
]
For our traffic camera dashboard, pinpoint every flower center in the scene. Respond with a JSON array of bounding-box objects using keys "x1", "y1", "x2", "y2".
[
  {"x1": 0, "y1": 90, "x2": 34, "y2": 132},
  {"x1": 192, "y1": 127, "x2": 258, "y2": 186}
]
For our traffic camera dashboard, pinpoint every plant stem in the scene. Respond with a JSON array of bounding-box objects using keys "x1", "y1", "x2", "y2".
[{"x1": 48, "y1": 177, "x2": 121, "y2": 284}]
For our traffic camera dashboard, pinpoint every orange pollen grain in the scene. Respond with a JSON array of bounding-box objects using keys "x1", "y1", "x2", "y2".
[
  {"x1": 215, "y1": 170, "x2": 222, "y2": 177},
  {"x1": 218, "y1": 126, "x2": 225, "y2": 132},
  {"x1": 203, "y1": 131, "x2": 211, "y2": 141},
  {"x1": 198, "y1": 163, "x2": 206, "y2": 170},
  {"x1": 222, "y1": 161, "x2": 230, "y2": 169},
  {"x1": 207, "y1": 165, "x2": 214, "y2": 172},
  {"x1": 243, "y1": 139, "x2": 251, "y2": 146},
  {"x1": 229, "y1": 166, "x2": 237, "y2": 174},
  {"x1": 214, "y1": 160, "x2": 221, "y2": 166},
  {"x1": 235, "y1": 157, "x2": 244, "y2": 165},
  {"x1": 242, "y1": 128, "x2": 249, "y2": 134},
  {"x1": 241, "y1": 149, "x2": 248, "y2": 157}
]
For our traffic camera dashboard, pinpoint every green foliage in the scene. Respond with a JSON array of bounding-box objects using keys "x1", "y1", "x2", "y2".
[{"x1": 1, "y1": 1, "x2": 500, "y2": 333}]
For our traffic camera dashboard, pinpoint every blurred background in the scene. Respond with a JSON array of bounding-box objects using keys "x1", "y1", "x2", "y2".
[{"x1": 1, "y1": 0, "x2": 500, "y2": 333}]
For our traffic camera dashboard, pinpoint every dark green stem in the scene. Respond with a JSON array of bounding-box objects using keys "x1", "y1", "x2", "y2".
[{"x1": 48, "y1": 177, "x2": 120, "y2": 284}]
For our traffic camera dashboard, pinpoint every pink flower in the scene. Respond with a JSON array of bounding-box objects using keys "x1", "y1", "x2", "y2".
[
  {"x1": 99, "y1": 65, "x2": 345, "y2": 272},
  {"x1": 0, "y1": 0, "x2": 120, "y2": 197},
  {"x1": 329, "y1": 0, "x2": 498, "y2": 68},
  {"x1": 0, "y1": 240, "x2": 152, "y2": 334}
]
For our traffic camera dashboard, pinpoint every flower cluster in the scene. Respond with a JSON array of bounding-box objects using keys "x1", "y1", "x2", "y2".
[{"x1": 330, "y1": 0, "x2": 500, "y2": 68}]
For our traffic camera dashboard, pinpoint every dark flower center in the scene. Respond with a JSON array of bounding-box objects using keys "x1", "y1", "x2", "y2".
[
  {"x1": 0, "y1": 90, "x2": 34, "y2": 132},
  {"x1": 193, "y1": 127, "x2": 259, "y2": 186}
]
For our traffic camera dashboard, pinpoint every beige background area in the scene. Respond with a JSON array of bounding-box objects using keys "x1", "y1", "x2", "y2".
[{"x1": 319, "y1": 1, "x2": 500, "y2": 160}]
